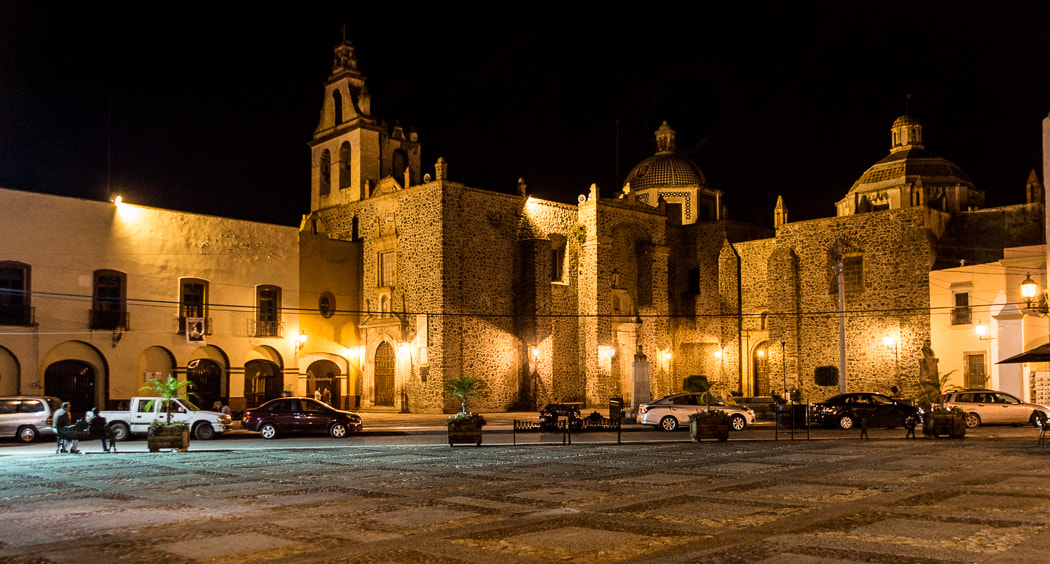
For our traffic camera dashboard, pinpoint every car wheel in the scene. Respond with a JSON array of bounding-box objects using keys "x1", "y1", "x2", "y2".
[
  {"x1": 260, "y1": 423, "x2": 278, "y2": 439},
  {"x1": 729, "y1": 414, "x2": 747, "y2": 431},
  {"x1": 109, "y1": 422, "x2": 130, "y2": 441},
  {"x1": 1030, "y1": 412, "x2": 1047, "y2": 428},
  {"x1": 329, "y1": 422, "x2": 348, "y2": 438},
  {"x1": 838, "y1": 414, "x2": 855, "y2": 430},
  {"x1": 193, "y1": 423, "x2": 216, "y2": 440},
  {"x1": 17, "y1": 425, "x2": 37, "y2": 443},
  {"x1": 659, "y1": 416, "x2": 678, "y2": 432},
  {"x1": 964, "y1": 412, "x2": 981, "y2": 428}
]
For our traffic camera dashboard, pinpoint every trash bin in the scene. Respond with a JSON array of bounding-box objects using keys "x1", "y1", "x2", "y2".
[{"x1": 609, "y1": 397, "x2": 624, "y2": 421}]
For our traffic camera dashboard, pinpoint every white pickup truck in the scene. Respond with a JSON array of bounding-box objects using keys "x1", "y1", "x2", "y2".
[{"x1": 101, "y1": 397, "x2": 231, "y2": 441}]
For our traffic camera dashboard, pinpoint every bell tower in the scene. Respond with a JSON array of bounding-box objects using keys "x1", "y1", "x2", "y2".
[{"x1": 307, "y1": 30, "x2": 422, "y2": 212}]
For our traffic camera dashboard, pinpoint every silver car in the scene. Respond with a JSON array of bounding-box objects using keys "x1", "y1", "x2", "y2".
[
  {"x1": 944, "y1": 390, "x2": 1050, "y2": 428},
  {"x1": 639, "y1": 393, "x2": 755, "y2": 432},
  {"x1": 0, "y1": 396, "x2": 63, "y2": 442}
]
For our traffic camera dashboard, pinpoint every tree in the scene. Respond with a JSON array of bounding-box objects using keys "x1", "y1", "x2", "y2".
[
  {"x1": 814, "y1": 366, "x2": 839, "y2": 387},
  {"x1": 141, "y1": 376, "x2": 195, "y2": 425},
  {"x1": 445, "y1": 376, "x2": 488, "y2": 414}
]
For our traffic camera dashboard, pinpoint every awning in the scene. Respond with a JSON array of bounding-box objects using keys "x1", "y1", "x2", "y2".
[{"x1": 997, "y1": 344, "x2": 1050, "y2": 364}]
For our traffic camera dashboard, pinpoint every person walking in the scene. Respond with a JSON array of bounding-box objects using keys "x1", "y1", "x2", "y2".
[
  {"x1": 322, "y1": 387, "x2": 331, "y2": 405},
  {"x1": 54, "y1": 402, "x2": 80, "y2": 454},
  {"x1": 88, "y1": 407, "x2": 111, "y2": 452},
  {"x1": 314, "y1": 389, "x2": 322, "y2": 401}
]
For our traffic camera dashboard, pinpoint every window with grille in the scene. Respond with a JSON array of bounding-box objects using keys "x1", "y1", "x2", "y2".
[
  {"x1": 952, "y1": 292, "x2": 972, "y2": 325},
  {"x1": 0, "y1": 261, "x2": 31, "y2": 326},
  {"x1": 91, "y1": 270, "x2": 126, "y2": 330},
  {"x1": 256, "y1": 285, "x2": 281, "y2": 337},
  {"x1": 379, "y1": 251, "x2": 395, "y2": 287}
]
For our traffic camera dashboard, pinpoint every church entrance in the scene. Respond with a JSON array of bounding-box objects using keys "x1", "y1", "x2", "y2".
[
  {"x1": 752, "y1": 342, "x2": 770, "y2": 396},
  {"x1": 45, "y1": 359, "x2": 96, "y2": 418},
  {"x1": 188, "y1": 359, "x2": 223, "y2": 410},
  {"x1": 373, "y1": 342, "x2": 395, "y2": 407}
]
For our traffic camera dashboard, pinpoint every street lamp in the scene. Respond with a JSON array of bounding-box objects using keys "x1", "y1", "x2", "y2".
[{"x1": 1020, "y1": 273, "x2": 1039, "y2": 306}]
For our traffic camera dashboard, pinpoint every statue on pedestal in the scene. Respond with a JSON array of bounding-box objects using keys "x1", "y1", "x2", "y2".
[{"x1": 920, "y1": 340, "x2": 939, "y2": 383}]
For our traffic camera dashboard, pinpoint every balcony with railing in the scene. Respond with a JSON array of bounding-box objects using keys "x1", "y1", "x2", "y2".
[
  {"x1": 0, "y1": 305, "x2": 34, "y2": 326},
  {"x1": 89, "y1": 309, "x2": 129, "y2": 330},
  {"x1": 177, "y1": 316, "x2": 213, "y2": 335},
  {"x1": 951, "y1": 307, "x2": 972, "y2": 326},
  {"x1": 252, "y1": 320, "x2": 283, "y2": 338}
]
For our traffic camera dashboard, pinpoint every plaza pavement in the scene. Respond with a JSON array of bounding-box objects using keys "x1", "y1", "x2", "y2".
[{"x1": 0, "y1": 413, "x2": 1048, "y2": 563}]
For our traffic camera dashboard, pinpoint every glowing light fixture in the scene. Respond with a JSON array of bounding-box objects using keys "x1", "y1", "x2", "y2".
[
  {"x1": 1020, "y1": 272, "x2": 1039, "y2": 307},
  {"x1": 975, "y1": 323, "x2": 987, "y2": 337},
  {"x1": 713, "y1": 349, "x2": 723, "y2": 359},
  {"x1": 113, "y1": 195, "x2": 123, "y2": 206},
  {"x1": 531, "y1": 347, "x2": 541, "y2": 362},
  {"x1": 294, "y1": 332, "x2": 307, "y2": 353}
]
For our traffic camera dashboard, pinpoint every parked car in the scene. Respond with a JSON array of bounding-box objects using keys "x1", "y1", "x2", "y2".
[
  {"x1": 538, "y1": 403, "x2": 583, "y2": 431},
  {"x1": 101, "y1": 397, "x2": 231, "y2": 441},
  {"x1": 0, "y1": 396, "x2": 62, "y2": 442},
  {"x1": 243, "y1": 397, "x2": 363, "y2": 439},
  {"x1": 639, "y1": 393, "x2": 755, "y2": 432},
  {"x1": 943, "y1": 390, "x2": 1050, "y2": 428},
  {"x1": 810, "y1": 392, "x2": 923, "y2": 430}
]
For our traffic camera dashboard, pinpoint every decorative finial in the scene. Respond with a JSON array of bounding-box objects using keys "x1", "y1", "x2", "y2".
[{"x1": 517, "y1": 177, "x2": 527, "y2": 197}]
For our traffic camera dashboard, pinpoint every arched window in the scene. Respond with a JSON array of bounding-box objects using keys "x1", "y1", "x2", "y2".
[
  {"x1": 319, "y1": 150, "x2": 331, "y2": 196},
  {"x1": 339, "y1": 141, "x2": 351, "y2": 190},
  {"x1": 332, "y1": 89, "x2": 343, "y2": 124},
  {"x1": 392, "y1": 148, "x2": 408, "y2": 181}
]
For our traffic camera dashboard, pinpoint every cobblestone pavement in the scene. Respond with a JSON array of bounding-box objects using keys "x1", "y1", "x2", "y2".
[{"x1": 0, "y1": 426, "x2": 1049, "y2": 563}]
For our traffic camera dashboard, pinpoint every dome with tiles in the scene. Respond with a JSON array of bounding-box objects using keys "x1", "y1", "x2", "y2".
[
  {"x1": 848, "y1": 115, "x2": 973, "y2": 194},
  {"x1": 622, "y1": 122, "x2": 708, "y2": 190}
]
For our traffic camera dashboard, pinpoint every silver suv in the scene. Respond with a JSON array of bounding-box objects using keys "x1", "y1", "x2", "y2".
[
  {"x1": 944, "y1": 390, "x2": 1050, "y2": 428},
  {"x1": 0, "y1": 396, "x2": 63, "y2": 442}
]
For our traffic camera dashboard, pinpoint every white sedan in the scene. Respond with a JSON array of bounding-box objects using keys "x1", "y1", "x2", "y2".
[{"x1": 639, "y1": 393, "x2": 755, "y2": 432}]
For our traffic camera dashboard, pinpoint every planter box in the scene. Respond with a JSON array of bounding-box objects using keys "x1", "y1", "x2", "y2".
[
  {"x1": 923, "y1": 412, "x2": 966, "y2": 439},
  {"x1": 148, "y1": 425, "x2": 190, "y2": 452},
  {"x1": 689, "y1": 414, "x2": 729, "y2": 442},
  {"x1": 447, "y1": 423, "x2": 482, "y2": 446}
]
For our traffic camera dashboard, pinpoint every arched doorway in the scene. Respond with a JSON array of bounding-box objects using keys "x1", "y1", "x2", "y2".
[
  {"x1": 188, "y1": 359, "x2": 223, "y2": 409},
  {"x1": 0, "y1": 346, "x2": 19, "y2": 396},
  {"x1": 752, "y1": 342, "x2": 770, "y2": 396},
  {"x1": 45, "y1": 360, "x2": 95, "y2": 418},
  {"x1": 307, "y1": 360, "x2": 341, "y2": 409},
  {"x1": 374, "y1": 342, "x2": 395, "y2": 407},
  {"x1": 244, "y1": 360, "x2": 282, "y2": 408}
]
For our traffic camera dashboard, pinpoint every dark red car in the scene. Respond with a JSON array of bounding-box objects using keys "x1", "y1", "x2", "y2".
[{"x1": 243, "y1": 397, "x2": 362, "y2": 439}]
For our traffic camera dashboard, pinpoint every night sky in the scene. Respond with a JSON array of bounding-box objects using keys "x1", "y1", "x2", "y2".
[{"x1": 2, "y1": 3, "x2": 1049, "y2": 227}]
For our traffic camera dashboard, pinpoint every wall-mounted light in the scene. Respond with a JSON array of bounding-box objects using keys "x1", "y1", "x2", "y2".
[
  {"x1": 662, "y1": 351, "x2": 672, "y2": 362},
  {"x1": 398, "y1": 342, "x2": 411, "y2": 357},
  {"x1": 294, "y1": 332, "x2": 307, "y2": 353},
  {"x1": 113, "y1": 195, "x2": 123, "y2": 206},
  {"x1": 713, "y1": 349, "x2": 723, "y2": 360},
  {"x1": 975, "y1": 322, "x2": 987, "y2": 338},
  {"x1": 531, "y1": 347, "x2": 541, "y2": 363}
]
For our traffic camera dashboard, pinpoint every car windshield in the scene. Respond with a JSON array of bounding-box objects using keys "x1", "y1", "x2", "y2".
[{"x1": 178, "y1": 399, "x2": 200, "y2": 411}]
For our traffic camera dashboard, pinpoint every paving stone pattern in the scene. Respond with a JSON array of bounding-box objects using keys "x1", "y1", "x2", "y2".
[{"x1": 1, "y1": 438, "x2": 1049, "y2": 563}]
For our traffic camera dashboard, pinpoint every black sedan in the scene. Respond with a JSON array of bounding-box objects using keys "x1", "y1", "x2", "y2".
[
  {"x1": 810, "y1": 393, "x2": 923, "y2": 430},
  {"x1": 243, "y1": 397, "x2": 362, "y2": 439}
]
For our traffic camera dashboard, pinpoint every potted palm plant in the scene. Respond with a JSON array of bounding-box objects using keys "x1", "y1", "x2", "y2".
[
  {"x1": 684, "y1": 376, "x2": 730, "y2": 441},
  {"x1": 919, "y1": 371, "x2": 965, "y2": 439},
  {"x1": 143, "y1": 376, "x2": 194, "y2": 452},
  {"x1": 445, "y1": 376, "x2": 487, "y2": 446}
]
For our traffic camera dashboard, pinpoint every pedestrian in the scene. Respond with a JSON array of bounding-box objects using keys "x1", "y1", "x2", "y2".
[
  {"x1": 54, "y1": 402, "x2": 80, "y2": 454},
  {"x1": 314, "y1": 389, "x2": 321, "y2": 401},
  {"x1": 88, "y1": 407, "x2": 111, "y2": 452},
  {"x1": 212, "y1": 401, "x2": 223, "y2": 412},
  {"x1": 221, "y1": 403, "x2": 232, "y2": 416},
  {"x1": 322, "y1": 387, "x2": 331, "y2": 405}
]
